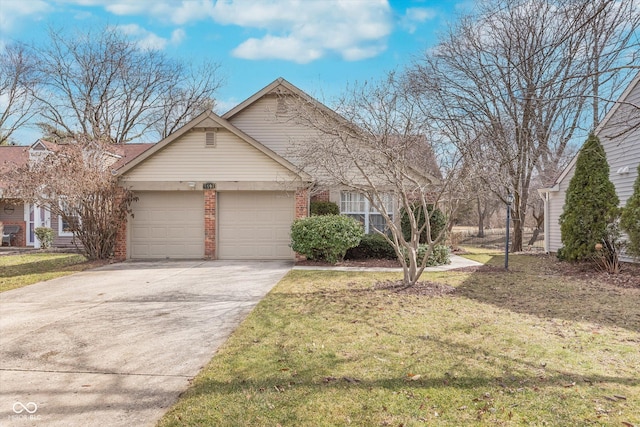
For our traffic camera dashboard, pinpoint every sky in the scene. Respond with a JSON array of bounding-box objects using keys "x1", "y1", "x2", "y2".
[{"x1": 0, "y1": 0, "x2": 473, "y2": 143}]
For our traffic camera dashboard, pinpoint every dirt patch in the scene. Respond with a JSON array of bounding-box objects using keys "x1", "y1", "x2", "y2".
[
  {"x1": 547, "y1": 257, "x2": 640, "y2": 289},
  {"x1": 374, "y1": 279, "x2": 457, "y2": 297}
]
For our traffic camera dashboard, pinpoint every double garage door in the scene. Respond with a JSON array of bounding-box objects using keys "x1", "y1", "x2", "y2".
[{"x1": 129, "y1": 191, "x2": 294, "y2": 260}]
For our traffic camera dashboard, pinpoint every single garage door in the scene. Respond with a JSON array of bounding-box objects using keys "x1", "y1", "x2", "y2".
[
  {"x1": 130, "y1": 191, "x2": 204, "y2": 259},
  {"x1": 218, "y1": 191, "x2": 294, "y2": 260}
]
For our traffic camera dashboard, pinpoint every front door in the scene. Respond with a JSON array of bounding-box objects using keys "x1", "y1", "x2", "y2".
[{"x1": 25, "y1": 204, "x2": 51, "y2": 248}]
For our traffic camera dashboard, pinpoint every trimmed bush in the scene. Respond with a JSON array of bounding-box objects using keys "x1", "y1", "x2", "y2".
[
  {"x1": 291, "y1": 215, "x2": 364, "y2": 264},
  {"x1": 345, "y1": 233, "x2": 396, "y2": 260},
  {"x1": 403, "y1": 244, "x2": 450, "y2": 267},
  {"x1": 621, "y1": 163, "x2": 640, "y2": 259},
  {"x1": 559, "y1": 134, "x2": 619, "y2": 261},
  {"x1": 310, "y1": 201, "x2": 339, "y2": 216},
  {"x1": 34, "y1": 226, "x2": 54, "y2": 249},
  {"x1": 401, "y1": 203, "x2": 447, "y2": 243}
]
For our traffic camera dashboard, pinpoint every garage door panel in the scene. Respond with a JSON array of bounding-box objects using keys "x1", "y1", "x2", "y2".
[
  {"x1": 130, "y1": 192, "x2": 204, "y2": 259},
  {"x1": 218, "y1": 192, "x2": 294, "y2": 260}
]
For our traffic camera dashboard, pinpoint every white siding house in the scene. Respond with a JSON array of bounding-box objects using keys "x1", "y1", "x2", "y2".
[{"x1": 539, "y1": 73, "x2": 640, "y2": 261}]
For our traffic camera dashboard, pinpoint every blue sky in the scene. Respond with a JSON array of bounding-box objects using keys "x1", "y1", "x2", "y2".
[{"x1": 0, "y1": 0, "x2": 472, "y2": 142}]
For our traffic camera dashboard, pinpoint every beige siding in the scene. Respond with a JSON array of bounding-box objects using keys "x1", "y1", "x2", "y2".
[
  {"x1": 122, "y1": 128, "x2": 297, "y2": 182},
  {"x1": 547, "y1": 80, "x2": 640, "y2": 259},
  {"x1": 218, "y1": 191, "x2": 295, "y2": 260},
  {"x1": 0, "y1": 200, "x2": 24, "y2": 223},
  {"x1": 129, "y1": 191, "x2": 205, "y2": 259},
  {"x1": 227, "y1": 95, "x2": 319, "y2": 164}
]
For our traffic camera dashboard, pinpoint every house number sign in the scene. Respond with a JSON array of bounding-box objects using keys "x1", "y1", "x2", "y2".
[{"x1": 203, "y1": 182, "x2": 216, "y2": 190}]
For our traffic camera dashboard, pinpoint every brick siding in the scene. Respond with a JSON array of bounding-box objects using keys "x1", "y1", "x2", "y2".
[
  {"x1": 204, "y1": 189, "x2": 216, "y2": 259},
  {"x1": 0, "y1": 220, "x2": 26, "y2": 247}
]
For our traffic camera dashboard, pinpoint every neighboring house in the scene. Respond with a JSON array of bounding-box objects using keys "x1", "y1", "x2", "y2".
[
  {"x1": 0, "y1": 139, "x2": 152, "y2": 248},
  {"x1": 539, "y1": 73, "x2": 640, "y2": 261},
  {"x1": 115, "y1": 78, "x2": 439, "y2": 260}
]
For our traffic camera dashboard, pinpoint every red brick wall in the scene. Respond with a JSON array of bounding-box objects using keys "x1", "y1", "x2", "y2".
[
  {"x1": 294, "y1": 187, "x2": 309, "y2": 261},
  {"x1": 204, "y1": 189, "x2": 216, "y2": 259},
  {"x1": 310, "y1": 190, "x2": 330, "y2": 202},
  {"x1": 113, "y1": 190, "x2": 128, "y2": 261},
  {"x1": 1, "y1": 220, "x2": 26, "y2": 247}
]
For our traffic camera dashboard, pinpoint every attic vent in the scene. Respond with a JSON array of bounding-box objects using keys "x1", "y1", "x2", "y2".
[{"x1": 205, "y1": 131, "x2": 216, "y2": 147}]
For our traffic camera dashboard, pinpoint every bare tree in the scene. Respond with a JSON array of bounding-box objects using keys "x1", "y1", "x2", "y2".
[
  {"x1": 4, "y1": 136, "x2": 135, "y2": 259},
  {"x1": 288, "y1": 74, "x2": 456, "y2": 287},
  {"x1": 408, "y1": 0, "x2": 639, "y2": 252},
  {"x1": 0, "y1": 44, "x2": 39, "y2": 145},
  {"x1": 31, "y1": 26, "x2": 223, "y2": 144}
]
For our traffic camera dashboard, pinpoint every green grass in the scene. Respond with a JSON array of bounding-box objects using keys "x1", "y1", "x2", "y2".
[
  {"x1": 0, "y1": 252, "x2": 91, "y2": 292},
  {"x1": 158, "y1": 249, "x2": 640, "y2": 426}
]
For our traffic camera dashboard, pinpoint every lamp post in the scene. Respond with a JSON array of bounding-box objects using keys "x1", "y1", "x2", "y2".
[{"x1": 505, "y1": 193, "x2": 513, "y2": 270}]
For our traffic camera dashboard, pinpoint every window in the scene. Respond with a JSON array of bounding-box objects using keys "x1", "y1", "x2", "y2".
[
  {"x1": 58, "y1": 200, "x2": 80, "y2": 237},
  {"x1": 340, "y1": 191, "x2": 393, "y2": 234}
]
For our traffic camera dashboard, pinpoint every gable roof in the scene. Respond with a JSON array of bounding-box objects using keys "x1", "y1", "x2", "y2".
[
  {"x1": 223, "y1": 77, "x2": 442, "y2": 184},
  {"x1": 542, "y1": 71, "x2": 640, "y2": 191},
  {"x1": 116, "y1": 110, "x2": 311, "y2": 180}
]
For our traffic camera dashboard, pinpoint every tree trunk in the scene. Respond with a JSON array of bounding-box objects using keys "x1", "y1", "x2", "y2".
[
  {"x1": 512, "y1": 215, "x2": 523, "y2": 252},
  {"x1": 477, "y1": 197, "x2": 486, "y2": 238}
]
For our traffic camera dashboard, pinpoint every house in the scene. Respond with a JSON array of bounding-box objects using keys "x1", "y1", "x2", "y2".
[
  {"x1": 2, "y1": 78, "x2": 438, "y2": 259},
  {"x1": 115, "y1": 78, "x2": 439, "y2": 260},
  {"x1": 538, "y1": 72, "x2": 640, "y2": 261},
  {"x1": 0, "y1": 139, "x2": 152, "y2": 248}
]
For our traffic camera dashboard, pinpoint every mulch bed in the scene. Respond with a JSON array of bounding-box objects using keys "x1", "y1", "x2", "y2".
[
  {"x1": 374, "y1": 279, "x2": 457, "y2": 297},
  {"x1": 296, "y1": 258, "x2": 401, "y2": 268}
]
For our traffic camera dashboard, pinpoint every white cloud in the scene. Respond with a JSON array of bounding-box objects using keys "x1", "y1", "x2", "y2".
[
  {"x1": 52, "y1": 0, "x2": 393, "y2": 63},
  {"x1": 220, "y1": 0, "x2": 393, "y2": 62},
  {"x1": 0, "y1": 0, "x2": 51, "y2": 33},
  {"x1": 3, "y1": 0, "x2": 393, "y2": 62},
  {"x1": 116, "y1": 24, "x2": 184, "y2": 50},
  {"x1": 400, "y1": 7, "x2": 436, "y2": 34}
]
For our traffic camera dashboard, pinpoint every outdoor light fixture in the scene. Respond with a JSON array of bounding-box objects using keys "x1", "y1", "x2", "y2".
[
  {"x1": 505, "y1": 193, "x2": 514, "y2": 270},
  {"x1": 188, "y1": 182, "x2": 196, "y2": 189}
]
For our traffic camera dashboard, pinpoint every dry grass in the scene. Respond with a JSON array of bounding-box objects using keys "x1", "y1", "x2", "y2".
[
  {"x1": 158, "y1": 249, "x2": 640, "y2": 426},
  {"x1": 0, "y1": 252, "x2": 92, "y2": 292}
]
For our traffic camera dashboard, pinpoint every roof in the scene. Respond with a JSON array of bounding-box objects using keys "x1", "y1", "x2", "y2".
[
  {"x1": 0, "y1": 146, "x2": 29, "y2": 191},
  {"x1": 223, "y1": 77, "x2": 442, "y2": 184},
  {"x1": 116, "y1": 110, "x2": 311, "y2": 180},
  {"x1": 109, "y1": 143, "x2": 155, "y2": 170},
  {"x1": 540, "y1": 71, "x2": 640, "y2": 192}
]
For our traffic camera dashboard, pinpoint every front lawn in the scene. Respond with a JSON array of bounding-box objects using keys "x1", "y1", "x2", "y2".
[
  {"x1": 0, "y1": 252, "x2": 92, "y2": 292},
  {"x1": 158, "y1": 250, "x2": 640, "y2": 426}
]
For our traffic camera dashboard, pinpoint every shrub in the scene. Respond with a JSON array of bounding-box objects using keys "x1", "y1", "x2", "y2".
[
  {"x1": 345, "y1": 233, "x2": 396, "y2": 260},
  {"x1": 559, "y1": 134, "x2": 619, "y2": 261},
  {"x1": 310, "y1": 201, "x2": 340, "y2": 216},
  {"x1": 401, "y1": 203, "x2": 447, "y2": 243},
  {"x1": 620, "y1": 163, "x2": 640, "y2": 259},
  {"x1": 291, "y1": 215, "x2": 364, "y2": 264},
  {"x1": 34, "y1": 227, "x2": 55, "y2": 249},
  {"x1": 403, "y1": 244, "x2": 450, "y2": 267}
]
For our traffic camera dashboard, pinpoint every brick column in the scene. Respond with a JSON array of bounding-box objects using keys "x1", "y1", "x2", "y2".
[
  {"x1": 204, "y1": 189, "x2": 216, "y2": 259},
  {"x1": 2, "y1": 220, "x2": 26, "y2": 247},
  {"x1": 294, "y1": 187, "x2": 309, "y2": 261},
  {"x1": 114, "y1": 190, "x2": 128, "y2": 261}
]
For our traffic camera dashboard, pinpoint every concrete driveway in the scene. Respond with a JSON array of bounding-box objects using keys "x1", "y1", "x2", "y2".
[{"x1": 0, "y1": 260, "x2": 292, "y2": 427}]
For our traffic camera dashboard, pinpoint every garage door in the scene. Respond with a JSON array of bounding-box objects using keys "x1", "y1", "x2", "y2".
[
  {"x1": 218, "y1": 191, "x2": 294, "y2": 260},
  {"x1": 130, "y1": 191, "x2": 204, "y2": 259}
]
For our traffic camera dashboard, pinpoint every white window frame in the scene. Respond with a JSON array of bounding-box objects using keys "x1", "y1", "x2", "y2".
[
  {"x1": 58, "y1": 199, "x2": 80, "y2": 237},
  {"x1": 340, "y1": 191, "x2": 394, "y2": 234}
]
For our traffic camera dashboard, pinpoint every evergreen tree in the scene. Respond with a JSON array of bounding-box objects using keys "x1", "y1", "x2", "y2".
[
  {"x1": 559, "y1": 134, "x2": 619, "y2": 261},
  {"x1": 621, "y1": 163, "x2": 640, "y2": 258}
]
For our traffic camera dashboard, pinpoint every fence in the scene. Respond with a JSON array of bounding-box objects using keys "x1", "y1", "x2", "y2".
[{"x1": 450, "y1": 227, "x2": 545, "y2": 251}]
